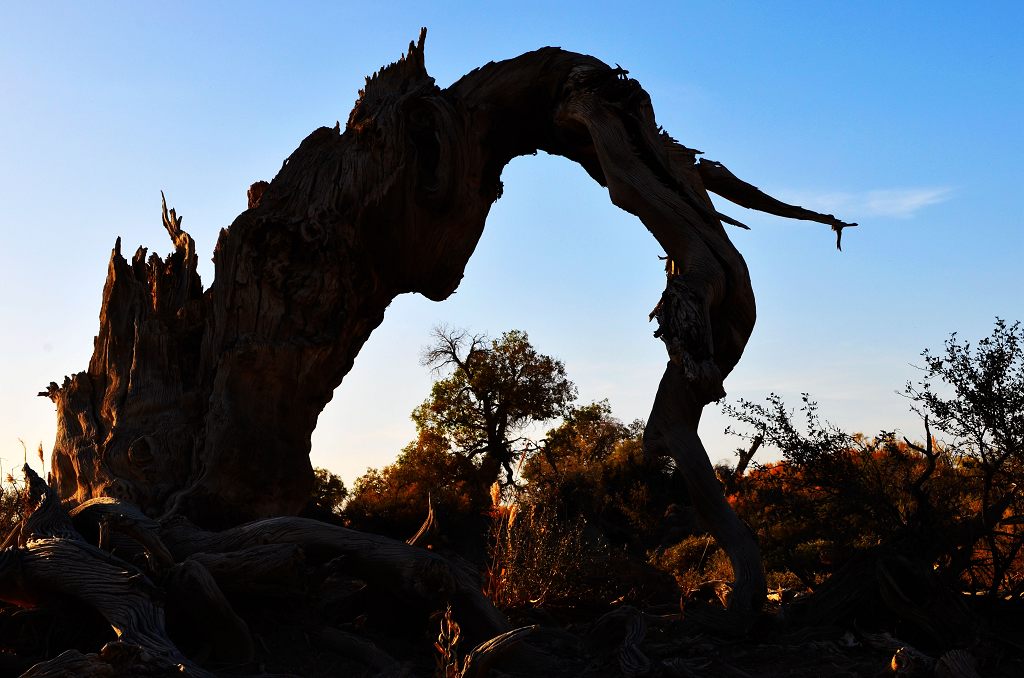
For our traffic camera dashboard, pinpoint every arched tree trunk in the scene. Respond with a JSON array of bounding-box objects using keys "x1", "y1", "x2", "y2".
[{"x1": 15, "y1": 29, "x2": 855, "y2": 673}]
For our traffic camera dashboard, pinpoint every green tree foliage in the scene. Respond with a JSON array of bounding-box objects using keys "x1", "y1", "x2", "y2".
[
  {"x1": 908, "y1": 319, "x2": 1023, "y2": 456},
  {"x1": 413, "y1": 327, "x2": 577, "y2": 489},
  {"x1": 344, "y1": 329, "x2": 579, "y2": 548}
]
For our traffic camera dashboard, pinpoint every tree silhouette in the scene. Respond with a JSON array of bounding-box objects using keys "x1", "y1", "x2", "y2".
[{"x1": 415, "y1": 327, "x2": 576, "y2": 491}]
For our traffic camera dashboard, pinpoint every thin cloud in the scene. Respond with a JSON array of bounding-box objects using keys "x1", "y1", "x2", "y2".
[
  {"x1": 863, "y1": 187, "x2": 953, "y2": 218},
  {"x1": 779, "y1": 187, "x2": 954, "y2": 220}
]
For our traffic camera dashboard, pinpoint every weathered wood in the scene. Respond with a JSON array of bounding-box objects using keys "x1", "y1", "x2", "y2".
[
  {"x1": 160, "y1": 515, "x2": 511, "y2": 642},
  {"x1": 19, "y1": 32, "x2": 857, "y2": 671},
  {"x1": 1, "y1": 468, "x2": 204, "y2": 676},
  {"x1": 187, "y1": 543, "x2": 305, "y2": 598},
  {"x1": 19, "y1": 641, "x2": 198, "y2": 678},
  {"x1": 44, "y1": 31, "x2": 849, "y2": 547},
  {"x1": 313, "y1": 626, "x2": 401, "y2": 673},
  {"x1": 164, "y1": 559, "x2": 254, "y2": 664},
  {"x1": 460, "y1": 624, "x2": 539, "y2": 678}
]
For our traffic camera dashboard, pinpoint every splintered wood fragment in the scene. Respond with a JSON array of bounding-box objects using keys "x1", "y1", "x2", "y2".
[
  {"x1": 460, "y1": 624, "x2": 539, "y2": 678},
  {"x1": 695, "y1": 157, "x2": 857, "y2": 249},
  {"x1": 695, "y1": 158, "x2": 856, "y2": 228},
  {"x1": 407, "y1": 495, "x2": 439, "y2": 547}
]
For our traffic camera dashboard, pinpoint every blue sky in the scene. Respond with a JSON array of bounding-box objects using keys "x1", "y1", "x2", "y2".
[{"x1": 1, "y1": 2, "x2": 1021, "y2": 485}]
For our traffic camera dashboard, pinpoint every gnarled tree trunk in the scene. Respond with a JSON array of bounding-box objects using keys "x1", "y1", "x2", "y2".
[{"x1": 9, "y1": 29, "x2": 854, "y2": 675}]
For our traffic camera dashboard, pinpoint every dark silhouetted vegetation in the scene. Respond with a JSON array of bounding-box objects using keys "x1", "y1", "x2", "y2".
[
  {"x1": 719, "y1": 318, "x2": 1023, "y2": 599},
  {"x1": 344, "y1": 428, "x2": 486, "y2": 542},
  {"x1": 415, "y1": 327, "x2": 577, "y2": 489},
  {"x1": 334, "y1": 319, "x2": 1024, "y2": 675},
  {"x1": 300, "y1": 467, "x2": 348, "y2": 523},
  {"x1": 345, "y1": 328, "x2": 578, "y2": 550}
]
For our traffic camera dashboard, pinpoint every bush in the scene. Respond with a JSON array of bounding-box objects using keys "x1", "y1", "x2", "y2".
[
  {"x1": 521, "y1": 402, "x2": 683, "y2": 555},
  {"x1": 649, "y1": 534, "x2": 732, "y2": 595},
  {"x1": 721, "y1": 320, "x2": 1024, "y2": 596},
  {"x1": 343, "y1": 429, "x2": 489, "y2": 544}
]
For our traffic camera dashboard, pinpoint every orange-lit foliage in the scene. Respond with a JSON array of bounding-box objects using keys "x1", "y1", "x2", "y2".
[
  {"x1": 351, "y1": 320, "x2": 1024, "y2": 602},
  {"x1": 723, "y1": 321, "x2": 1024, "y2": 599},
  {"x1": 343, "y1": 428, "x2": 487, "y2": 541},
  {"x1": 521, "y1": 401, "x2": 681, "y2": 555},
  {"x1": 726, "y1": 435, "x2": 974, "y2": 585},
  {"x1": 485, "y1": 498, "x2": 612, "y2": 609}
]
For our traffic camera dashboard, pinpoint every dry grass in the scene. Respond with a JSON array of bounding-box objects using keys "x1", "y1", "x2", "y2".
[
  {"x1": 485, "y1": 493, "x2": 610, "y2": 609},
  {"x1": 433, "y1": 605, "x2": 462, "y2": 678}
]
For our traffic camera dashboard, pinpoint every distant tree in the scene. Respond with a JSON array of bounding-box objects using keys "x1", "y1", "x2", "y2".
[
  {"x1": 542, "y1": 400, "x2": 640, "y2": 470},
  {"x1": 345, "y1": 328, "x2": 577, "y2": 552},
  {"x1": 414, "y1": 327, "x2": 577, "y2": 492},
  {"x1": 308, "y1": 467, "x2": 348, "y2": 516}
]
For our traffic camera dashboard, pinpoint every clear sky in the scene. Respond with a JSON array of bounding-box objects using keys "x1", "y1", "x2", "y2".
[{"x1": 1, "y1": 2, "x2": 1021, "y2": 487}]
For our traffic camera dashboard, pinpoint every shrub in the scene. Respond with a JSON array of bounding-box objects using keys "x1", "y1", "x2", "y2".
[
  {"x1": 649, "y1": 534, "x2": 732, "y2": 595},
  {"x1": 343, "y1": 429, "x2": 488, "y2": 543},
  {"x1": 721, "y1": 319, "x2": 1024, "y2": 597}
]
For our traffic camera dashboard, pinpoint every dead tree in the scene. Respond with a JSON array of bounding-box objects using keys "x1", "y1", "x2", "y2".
[{"x1": 5, "y1": 30, "x2": 854, "y2": 674}]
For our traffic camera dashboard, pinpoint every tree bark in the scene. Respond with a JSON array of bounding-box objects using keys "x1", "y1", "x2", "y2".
[
  {"x1": 44, "y1": 29, "x2": 850, "y2": 535},
  {"x1": 28, "y1": 30, "x2": 854, "y2": 670}
]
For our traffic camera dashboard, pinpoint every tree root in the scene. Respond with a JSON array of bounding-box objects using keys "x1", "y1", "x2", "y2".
[
  {"x1": 159, "y1": 515, "x2": 511, "y2": 643},
  {"x1": 3, "y1": 466, "x2": 529, "y2": 676}
]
